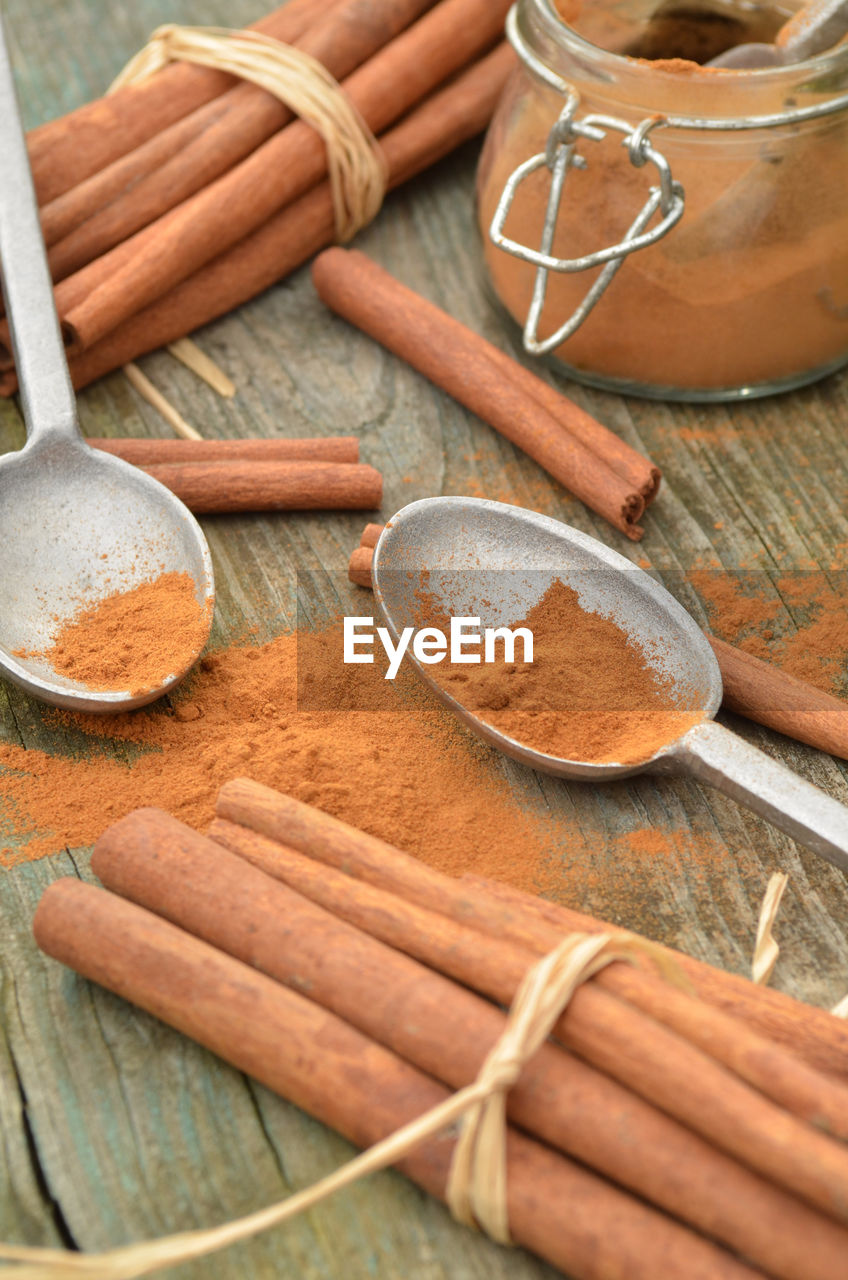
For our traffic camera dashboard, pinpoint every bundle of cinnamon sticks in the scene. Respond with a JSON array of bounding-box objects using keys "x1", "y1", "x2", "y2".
[
  {"x1": 1, "y1": 0, "x2": 517, "y2": 394},
  {"x1": 34, "y1": 780, "x2": 848, "y2": 1280}
]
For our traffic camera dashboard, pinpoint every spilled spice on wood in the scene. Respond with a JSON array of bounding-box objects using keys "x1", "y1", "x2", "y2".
[{"x1": 0, "y1": 620, "x2": 559, "y2": 891}]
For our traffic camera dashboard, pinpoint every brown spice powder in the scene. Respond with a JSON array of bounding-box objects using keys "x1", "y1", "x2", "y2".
[
  {"x1": 0, "y1": 621, "x2": 559, "y2": 893},
  {"x1": 432, "y1": 580, "x2": 702, "y2": 764},
  {"x1": 691, "y1": 571, "x2": 848, "y2": 696},
  {"x1": 17, "y1": 572, "x2": 210, "y2": 693}
]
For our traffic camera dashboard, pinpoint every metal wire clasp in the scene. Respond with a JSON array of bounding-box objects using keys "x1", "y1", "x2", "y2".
[{"x1": 489, "y1": 92, "x2": 685, "y2": 355}]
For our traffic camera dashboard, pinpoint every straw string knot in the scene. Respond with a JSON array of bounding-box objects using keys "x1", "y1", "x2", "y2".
[
  {"x1": 109, "y1": 24, "x2": 388, "y2": 242},
  {"x1": 445, "y1": 930, "x2": 654, "y2": 1245}
]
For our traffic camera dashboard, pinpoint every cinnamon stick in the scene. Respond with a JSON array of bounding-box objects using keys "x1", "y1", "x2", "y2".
[
  {"x1": 710, "y1": 635, "x2": 848, "y2": 761},
  {"x1": 349, "y1": 545, "x2": 375, "y2": 586},
  {"x1": 350, "y1": 518, "x2": 386, "y2": 582},
  {"x1": 91, "y1": 806, "x2": 848, "y2": 1280},
  {"x1": 27, "y1": 0, "x2": 326, "y2": 205},
  {"x1": 42, "y1": 0, "x2": 433, "y2": 279},
  {"x1": 33, "y1": 878, "x2": 760, "y2": 1280},
  {"x1": 360, "y1": 521, "x2": 384, "y2": 548},
  {"x1": 465, "y1": 873, "x2": 848, "y2": 1081},
  {"x1": 88, "y1": 436, "x2": 360, "y2": 464},
  {"x1": 312, "y1": 249, "x2": 647, "y2": 539},
  {"x1": 0, "y1": 46, "x2": 515, "y2": 386},
  {"x1": 140, "y1": 460, "x2": 381, "y2": 513},
  {"x1": 211, "y1": 784, "x2": 848, "y2": 1223},
  {"x1": 59, "y1": 0, "x2": 514, "y2": 353},
  {"x1": 477, "y1": 334, "x2": 660, "y2": 503}
]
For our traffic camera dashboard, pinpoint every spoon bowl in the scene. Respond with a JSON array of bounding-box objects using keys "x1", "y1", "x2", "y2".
[
  {"x1": 373, "y1": 497, "x2": 848, "y2": 870},
  {"x1": 0, "y1": 437, "x2": 214, "y2": 711},
  {"x1": 373, "y1": 496, "x2": 719, "y2": 780},
  {"x1": 0, "y1": 16, "x2": 214, "y2": 712}
]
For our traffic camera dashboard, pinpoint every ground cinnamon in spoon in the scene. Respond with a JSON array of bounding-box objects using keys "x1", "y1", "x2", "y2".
[
  {"x1": 19, "y1": 571, "x2": 210, "y2": 693},
  {"x1": 433, "y1": 579, "x2": 702, "y2": 764}
]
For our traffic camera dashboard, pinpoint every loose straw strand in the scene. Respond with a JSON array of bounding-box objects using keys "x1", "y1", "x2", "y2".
[
  {"x1": 122, "y1": 363, "x2": 203, "y2": 441},
  {"x1": 749, "y1": 873, "x2": 848, "y2": 1015},
  {"x1": 751, "y1": 872, "x2": 789, "y2": 986},
  {"x1": 109, "y1": 25, "x2": 387, "y2": 242},
  {"x1": 0, "y1": 932, "x2": 647, "y2": 1278},
  {"x1": 167, "y1": 339, "x2": 235, "y2": 398}
]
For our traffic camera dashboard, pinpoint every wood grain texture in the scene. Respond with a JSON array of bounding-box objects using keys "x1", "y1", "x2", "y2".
[{"x1": 1, "y1": 0, "x2": 848, "y2": 1275}]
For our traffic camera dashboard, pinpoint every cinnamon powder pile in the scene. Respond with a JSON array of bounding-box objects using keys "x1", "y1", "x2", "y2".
[
  {"x1": 17, "y1": 572, "x2": 210, "y2": 693},
  {"x1": 432, "y1": 579, "x2": 701, "y2": 763},
  {"x1": 0, "y1": 621, "x2": 559, "y2": 892}
]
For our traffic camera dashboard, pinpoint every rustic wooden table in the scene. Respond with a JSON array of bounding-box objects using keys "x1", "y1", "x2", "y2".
[{"x1": 2, "y1": 1, "x2": 848, "y2": 1276}]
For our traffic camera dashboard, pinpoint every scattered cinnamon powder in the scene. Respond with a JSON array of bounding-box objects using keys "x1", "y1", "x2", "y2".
[
  {"x1": 691, "y1": 571, "x2": 848, "y2": 697},
  {"x1": 431, "y1": 580, "x2": 702, "y2": 763},
  {"x1": 0, "y1": 620, "x2": 560, "y2": 894},
  {"x1": 16, "y1": 572, "x2": 210, "y2": 693}
]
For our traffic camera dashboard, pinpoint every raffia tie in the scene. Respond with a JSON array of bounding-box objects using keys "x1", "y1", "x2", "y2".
[
  {"x1": 751, "y1": 871, "x2": 789, "y2": 986},
  {"x1": 446, "y1": 930, "x2": 641, "y2": 1242},
  {"x1": 109, "y1": 25, "x2": 387, "y2": 243},
  {"x1": 0, "y1": 931, "x2": 651, "y2": 1278},
  {"x1": 750, "y1": 872, "x2": 848, "y2": 1016}
]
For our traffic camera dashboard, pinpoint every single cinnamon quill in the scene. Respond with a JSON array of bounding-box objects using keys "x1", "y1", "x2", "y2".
[
  {"x1": 314, "y1": 249, "x2": 648, "y2": 538},
  {"x1": 88, "y1": 436, "x2": 360, "y2": 464},
  {"x1": 709, "y1": 635, "x2": 848, "y2": 760},
  {"x1": 142, "y1": 459, "x2": 382, "y2": 513}
]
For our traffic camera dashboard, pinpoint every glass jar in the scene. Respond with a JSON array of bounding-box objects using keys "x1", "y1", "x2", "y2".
[{"x1": 476, "y1": 1, "x2": 848, "y2": 400}]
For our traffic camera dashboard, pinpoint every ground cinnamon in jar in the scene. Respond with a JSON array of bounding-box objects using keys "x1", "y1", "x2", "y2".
[
  {"x1": 17, "y1": 571, "x2": 210, "y2": 693},
  {"x1": 476, "y1": 0, "x2": 848, "y2": 395},
  {"x1": 430, "y1": 579, "x2": 702, "y2": 763}
]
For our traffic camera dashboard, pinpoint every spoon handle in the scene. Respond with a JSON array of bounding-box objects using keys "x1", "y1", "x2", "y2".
[
  {"x1": 0, "y1": 16, "x2": 79, "y2": 446},
  {"x1": 777, "y1": 0, "x2": 848, "y2": 59},
  {"x1": 671, "y1": 720, "x2": 848, "y2": 873}
]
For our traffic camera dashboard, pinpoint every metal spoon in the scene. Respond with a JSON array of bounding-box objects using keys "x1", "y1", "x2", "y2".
[
  {"x1": 372, "y1": 497, "x2": 848, "y2": 872},
  {"x1": 708, "y1": 0, "x2": 848, "y2": 67},
  {"x1": 0, "y1": 17, "x2": 214, "y2": 713}
]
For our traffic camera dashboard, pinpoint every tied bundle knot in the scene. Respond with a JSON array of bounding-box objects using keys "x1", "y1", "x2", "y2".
[
  {"x1": 446, "y1": 930, "x2": 659, "y2": 1245},
  {"x1": 109, "y1": 24, "x2": 388, "y2": 243}
]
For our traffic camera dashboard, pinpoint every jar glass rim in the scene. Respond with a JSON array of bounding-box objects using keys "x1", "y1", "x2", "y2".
[{"x1": 524, "y1": 0, "x2": 848, "y2": 90}]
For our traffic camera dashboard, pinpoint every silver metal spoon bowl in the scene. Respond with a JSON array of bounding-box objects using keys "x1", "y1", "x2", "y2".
[
  {"x1": 709, "y1": 0, "x2": 848, "y2": 66},
  {"x1": 0, "y1": 17, "x2": 214, "y2": 713},
  {"x1": 372, "y1": 497, "x2": 848, "y2": 872}
]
